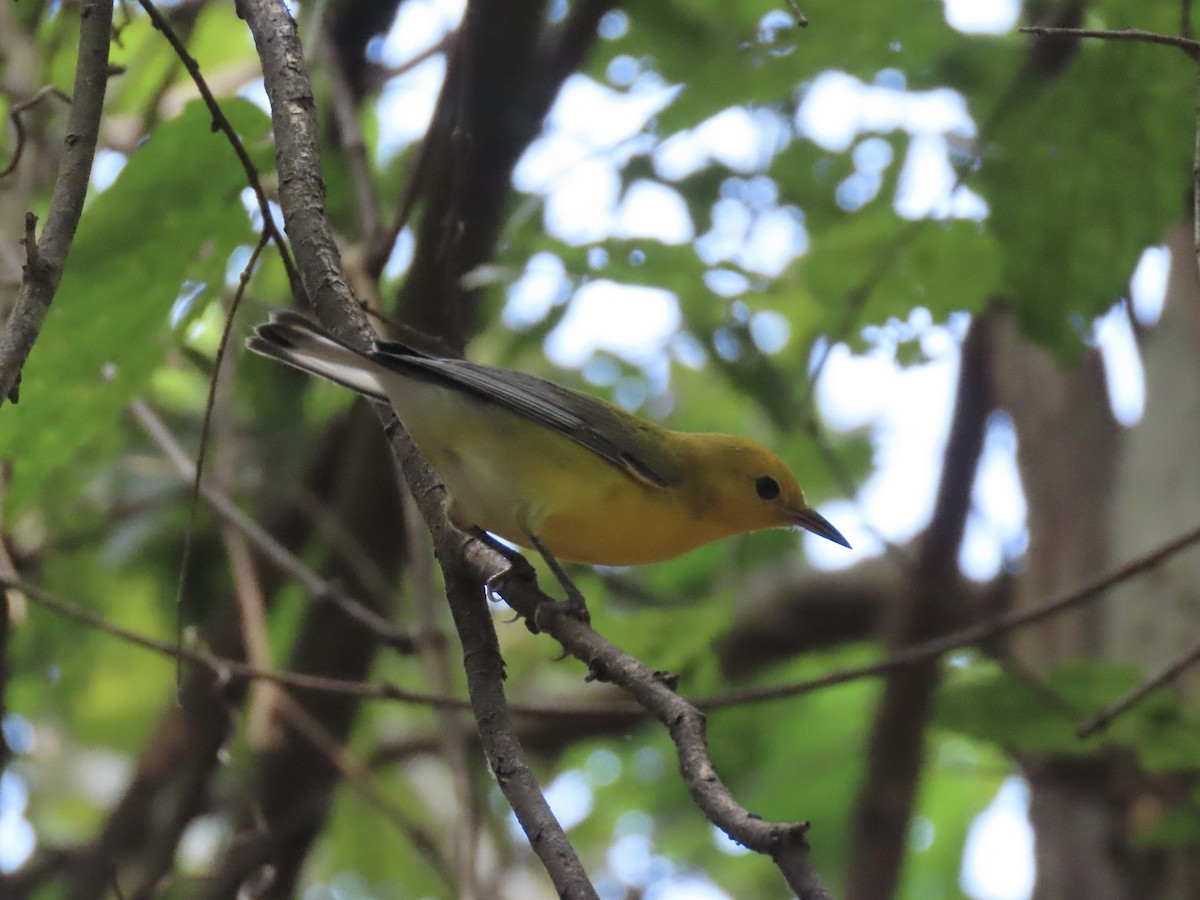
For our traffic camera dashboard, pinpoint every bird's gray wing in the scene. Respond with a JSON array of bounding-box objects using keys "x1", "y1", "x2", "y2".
[{"x1": 371, "y1": 340, "x2": 684, "y2": 489}]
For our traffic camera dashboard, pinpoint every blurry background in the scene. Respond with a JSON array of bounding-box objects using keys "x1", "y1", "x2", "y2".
[{"x1": 2, "y1": 0, "x2": 1199, "y2": 898}]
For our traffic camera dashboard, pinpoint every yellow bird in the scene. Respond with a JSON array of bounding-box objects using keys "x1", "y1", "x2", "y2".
[{"x1": 247, "y1": 312, "x2": 849, "y2": 573}]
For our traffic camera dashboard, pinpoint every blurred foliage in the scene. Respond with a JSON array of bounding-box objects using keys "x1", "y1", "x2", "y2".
[
  {"x1": 2, "y1": 1, "x2": 1197, "y2": 899},
  {"x1": 0, "y1": 99, "x2": 268, "y2": 509}
]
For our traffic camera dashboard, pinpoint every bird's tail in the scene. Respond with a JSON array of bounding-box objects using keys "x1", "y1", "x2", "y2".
[{"x1": 246, "y1": 311, "x2": 389, "y2": 402}]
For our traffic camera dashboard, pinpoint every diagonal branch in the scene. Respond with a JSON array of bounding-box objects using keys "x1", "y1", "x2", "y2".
[
  {"x1": 130, "y1": 399, "x2": 418, "y2": 651},
  {"x1": 0, "y1": 0, "x2": 113, "y2": 406},
  {"x1": 232, "y1": 3, "x2": 838, "y2": 894},
  {"x1": 1018, "y1": 25, "x2": 1200, "y2": 58},
  {"x1": 234, "y1": 2, "x2": 596, "y2": 896},
  {"x1": 704, "y1": 514, "x2": 1200, "y2": 710},
  {"x1": 135, "y1": 0, "x2": 304, "y2": 301},
  {"x1": 467, "y1": 540, "x2": 834, "y2": 900}
]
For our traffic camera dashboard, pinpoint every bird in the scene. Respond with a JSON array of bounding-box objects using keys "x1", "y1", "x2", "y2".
[{"x1": 246, "y1": 311, "x2": 849, "y2": 591}]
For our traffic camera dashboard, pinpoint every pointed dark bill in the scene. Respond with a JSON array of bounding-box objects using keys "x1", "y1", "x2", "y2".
[{"x1": 789, "y1": 506, "x2": 851, "y2": 549}]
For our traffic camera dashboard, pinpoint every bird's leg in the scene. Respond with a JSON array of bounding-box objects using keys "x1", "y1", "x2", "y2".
[
  {"x1": 527, "y1": 534, "x2": 591, "y2": 625},
  {"x1": 469, "y1": 527, "x2": 591, "y2": 628},
  {"x1": 470, "y1": 529, "x2": 536, "y2": 595}
]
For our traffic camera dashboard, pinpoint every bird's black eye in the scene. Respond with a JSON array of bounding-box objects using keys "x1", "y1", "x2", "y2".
[{"x1": 755, "y1": 475, "x2": 780, "y2": 501}]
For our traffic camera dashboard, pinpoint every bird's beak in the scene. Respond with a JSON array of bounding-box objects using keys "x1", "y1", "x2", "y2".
[{"x1": 789, "y1": 506, "x2": 851, "y2": 549}]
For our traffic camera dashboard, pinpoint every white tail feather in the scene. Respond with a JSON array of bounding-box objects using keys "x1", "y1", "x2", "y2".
[{"x1": 246, "y1": 313, "x2": 389, "y2": 402}]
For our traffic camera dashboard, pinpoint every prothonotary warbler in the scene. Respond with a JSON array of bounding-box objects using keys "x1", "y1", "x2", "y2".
[{"x1": 247, "y1": 312, "x2": 849, "y2": 579}]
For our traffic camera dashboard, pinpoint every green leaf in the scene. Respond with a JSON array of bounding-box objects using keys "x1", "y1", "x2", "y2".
[
  {"x1": 800, "y1": 210, "x2": 1001, "y2": 342},
  {"x1": 0, "y1": 99, "x2": 269, "y2": 512},
  {"x1": 935, "y1": 660, "x2": 1117, "y2": 753},
  {"x1": 589, "y1": 1, "x2": 960, "y2": 137},
  {"x1": 978, "y1": 38, "x2": 1193, "y2": 356}
]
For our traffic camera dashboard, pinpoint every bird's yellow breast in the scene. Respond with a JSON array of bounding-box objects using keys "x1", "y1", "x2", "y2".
[{"x1": 386, "y1": 376, "x2": 741, "y2": 566}]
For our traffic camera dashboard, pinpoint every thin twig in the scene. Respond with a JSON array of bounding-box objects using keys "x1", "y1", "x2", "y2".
[
  {"x1": 170, "y1": 232, "x2": 267, "y2": 691},
  {"x1": 701, "y1": 517, "x2": 1200, "y2": 711},
  {"x1": 491, "y1": 564, "x2": 832, "y2": 900},
  {"x1": 130, "y1": 400, "x2": 419, "y2": 652},
  {"x1": 1077, "y1": 636, "x2": 1200, "y2": 737},
  {"x1": 318, "y1": 30, "x2": 382, "y2": 244},
  {"x1": 270, "y1": 691, "x2": 456, "y2": 887},
  {"x1": 134, "y1": 0, "x2": 304, "y2": 302},
  {"x1": 1, "y1": 572, "x2": 637, "y2": 720},
  {"x1": 364, "y1": 31, "x2": 457, "y2": 280},
  {"x1": 0, "y1": 0, "x2": 114, "y2": 407},
  {"x1": 0, "y1": 85, "x2": 73, "y2": 179},
  {"x1": 219, "y1": 523, "x2": 282, "y2": 748},
  {"x1": 1018, "y1": 25, "x2": 1200, "y2": 58},
  {"x1": 402, "y1": 489, "x2": 481, "y2": 897}
]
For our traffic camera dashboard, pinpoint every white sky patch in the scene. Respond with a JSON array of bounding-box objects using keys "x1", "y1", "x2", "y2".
[
  {"x1": 1094, "y1": 302, "x2": 1146, "y2": 427},
  {"x1": 960, "y1": 412, "x2": 1028, "y2": 580},
  {"x1": 549, "y1": 74, "x2": 679, "y2": 154},
  {"x1": 503, "y1": 251, "x2": 572, "y2": 329},
  {"x1": 695, "y1": 198, "x2": 753, "y2": 265},
  {"x1": 645, "y1": 877, "x2": 732, "y2": 900},
  {"x1": 693, "y1": 106, "x2": 787, "y2": 173},
  {"x1": 543, "y1": 770, "x2": 594, "y2": 831},
  {"x1": 703, "y1": 268, "x2": 751, "y2": 297},
  {"x1": 807, "y1": 337, "x2": 958, "y2": 570},
  {"x1": 238, "y1": 77, "x2": 270, "y2": 114},
  {"x1": 379, "y1": 0, "x2": 464, "y2": 61},
  {"x1": 546, "y1": 281, "x2": 680, "y2": 367},
  {"x1": 177, "y1": 815, "x2": 228, "y2": 873},
  {"x1": 895, "y1": 135, "x2": 987, "y2": 220},
  {"x1": 712, "y1": 825, "x2": 751, "y2": 857},
  {"x1": 654, "y1": 107, "x2": 789, "y2": 180},
  {"x1": 0, "y1": 771, "x2": 34, "y2": 873},
  {"x1": 944, "y1": 0, "x2": 1021, "y2": 34},
  {"x1": 516, "y1": 74, "x2": 680, "y2": 195},
  {"x1": 1130, "y1": 244, "x2": 1170, "y2": 327},
  {"x1": 383, "y1": 226, "x2": 416, "y2": 280},
  {"x1": 799, "y1": 73, "x2": 983, "y2": 219},
  {"x1": 542, "y1": 156, "x2": 622, "y2": 244},
  {"x1": 607, "y1": 833, "x2": 656, "y2": 886},
  {"x1": 739, "y1": 207, "x2": 808, "y2": 275},
  {"x1": 616, "y1": 180, "x2": 694, "y2": 243},
  {"x1": 375, "y1": 55, "x2": 447, "y2": 159},
  {"x1": 91, "y1": 149, "x2": 127, "y2": 192},
  {"x1": 750, "y1": 310, "x2": 790, "y2": 354},
  {"x1": 961, "y1": 777, "x2": 1035, "y2": 900},
  {"x1": 372, "y1": 0, "x2": 464, "y2": 159},
  {"x1": 797, "y1": 73, "x2": 974, "y2": 152}
]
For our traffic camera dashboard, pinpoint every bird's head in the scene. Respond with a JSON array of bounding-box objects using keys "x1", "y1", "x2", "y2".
[{"x1": 683, "y1": 434, "x2": 850, "y2": 549}]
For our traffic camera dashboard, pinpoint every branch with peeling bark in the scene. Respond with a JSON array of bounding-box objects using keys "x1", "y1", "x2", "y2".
[
  {"x1": 234, "y1": 0, "x2": 833, "y2": 895},
  {"x1": 235, "y1": 1, "x2": 597, "y2": 895}
]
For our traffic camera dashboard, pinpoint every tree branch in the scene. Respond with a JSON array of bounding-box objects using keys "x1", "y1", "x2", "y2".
[
  {"x1": 0, "y1": 0, "x2": 113, "y2": 406},
  {"x1": 130, "y1": 399, "x2": 418, "y2": 652},
  {"x1": 233, "y1": 2, "x2": 595, "y2": 895},
  {"x1": 1018, "y1": 25, "x2": 1200, "y2": 58},
  {"x1": 1077, "y1": 635, "x2": 1200, "y2": 737},
  {"x1": 470, "y1": 543, "x2": 833, "y2": 900},
  {"x1": 136, "y1": 0, "x2": 303, "y2": 301},
  {"x1": 845, "y1": 310, "x2": 994, "y2": 900}
]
